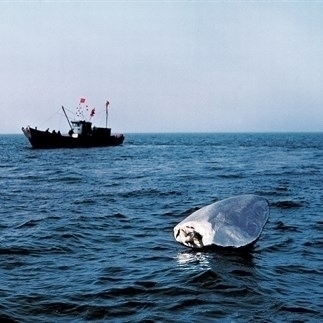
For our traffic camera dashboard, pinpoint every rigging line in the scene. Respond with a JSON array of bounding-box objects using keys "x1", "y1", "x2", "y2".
[{"x1": 37, "y1": 108, "x2": 63, "y2": 129}]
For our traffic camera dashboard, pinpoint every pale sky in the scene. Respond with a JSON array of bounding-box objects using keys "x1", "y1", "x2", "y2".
[{"x1": 1, "y1": 1, "x2": 323, "y2": 133}]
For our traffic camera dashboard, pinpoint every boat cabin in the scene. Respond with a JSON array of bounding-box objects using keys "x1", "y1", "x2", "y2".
[{"x1": 70, "y1": 121, "x2": 92, "y2": 137}]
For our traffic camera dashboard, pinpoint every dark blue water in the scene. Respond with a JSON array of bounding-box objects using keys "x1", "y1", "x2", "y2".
[{"x1": 1, "y1": 133, "x2": 322, "y2": 322}]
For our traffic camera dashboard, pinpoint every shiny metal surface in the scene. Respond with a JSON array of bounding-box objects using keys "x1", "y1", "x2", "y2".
[{"x1": 174, "y1": 195, "x2": 269, "y2": 248}]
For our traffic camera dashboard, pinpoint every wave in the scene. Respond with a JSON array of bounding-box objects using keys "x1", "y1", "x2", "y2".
[{"x1": 271, "y1": 200, "x2": 303, "y2": 209}]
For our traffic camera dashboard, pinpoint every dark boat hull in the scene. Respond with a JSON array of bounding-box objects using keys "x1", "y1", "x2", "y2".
[{"x1": 22, "y1": 126, "x2": 124, "y2": 149}]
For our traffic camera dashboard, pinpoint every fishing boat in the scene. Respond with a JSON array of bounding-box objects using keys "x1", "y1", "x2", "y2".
[{"x1": 22, "y1": 99, "x2": 124, "y2": 149}]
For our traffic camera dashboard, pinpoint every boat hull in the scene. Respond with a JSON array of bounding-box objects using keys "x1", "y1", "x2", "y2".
[{"x1": 22, "y1": 126, "x2": 124, "y2": 149}]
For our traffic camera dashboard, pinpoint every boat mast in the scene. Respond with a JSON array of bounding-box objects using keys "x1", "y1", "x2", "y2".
[
  {"x1": 105, "y1": 100, "x2": 110, "y2": 129},
  {"x1": 62, "y1": 105, "x2": 73, "y2": 130}
]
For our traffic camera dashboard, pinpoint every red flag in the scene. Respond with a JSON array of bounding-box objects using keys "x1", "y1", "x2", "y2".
[
  {"x1": 80, "y1": 98, "x2": 86, "y2": 104},
  {"x1": 90, "y1": 108, "x2": 95, "y2": 117}
]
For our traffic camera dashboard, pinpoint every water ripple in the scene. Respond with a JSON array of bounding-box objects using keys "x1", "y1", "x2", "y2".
[{"x1": 0, "y1": 133, "x2": 322, "y2": 322}]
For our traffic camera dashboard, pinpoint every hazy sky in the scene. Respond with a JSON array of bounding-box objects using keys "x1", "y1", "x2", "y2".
[{"x1": 1, "y1": 1, "x2": 323, "y2": 133}]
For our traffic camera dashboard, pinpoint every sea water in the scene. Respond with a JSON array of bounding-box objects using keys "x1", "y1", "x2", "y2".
[{"x1": 0, "y1": 133, "x2": 322, "y2": 322}]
